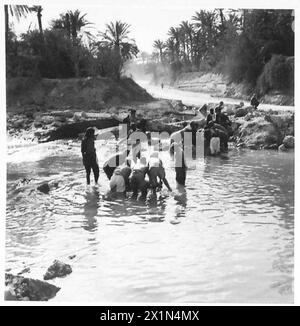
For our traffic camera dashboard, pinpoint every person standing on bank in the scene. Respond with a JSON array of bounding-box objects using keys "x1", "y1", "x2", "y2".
[{"x1": 81, "y1": 127, "x2": 99, "y2": 186}]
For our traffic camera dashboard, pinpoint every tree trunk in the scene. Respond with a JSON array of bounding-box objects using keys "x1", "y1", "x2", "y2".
[
  {"x1": 37, "y1": 10, "x2": 43, "y2": 36},
  {"x1": 219, "y1": 9, "x2": 225, "y2": 31},
  {"x1": 5, "y1": 5, "x2": 9, "y2": 45}
]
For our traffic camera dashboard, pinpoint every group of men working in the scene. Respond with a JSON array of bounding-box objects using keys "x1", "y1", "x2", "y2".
[
  {"x1": 81, "y1": 128, "x2": 174, "y2": 197},
  {"x1": 81, "y1": 100, "x2": 236, "y2": 194},
  {"x1": 203, "y1": 101, "x2": 232, "y2": 155}
]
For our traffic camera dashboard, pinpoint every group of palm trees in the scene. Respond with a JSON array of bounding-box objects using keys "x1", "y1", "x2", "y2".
[
  {"x1": 152, "y1": 9, "x2": 242, "y2": 68},
  {"x1": 5, "y1": 5, "x2": 139, "y2": 65}
]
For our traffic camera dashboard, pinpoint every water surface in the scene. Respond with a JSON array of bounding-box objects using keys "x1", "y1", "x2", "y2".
[{"x1": 6, "y1": 139, "x2": 294, "y2": 303}]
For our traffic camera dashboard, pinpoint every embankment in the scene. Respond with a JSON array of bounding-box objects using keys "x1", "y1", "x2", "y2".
[
  {"x1": 6, "y1": 76, "x2": 294, "y2": 152},
  {"x1": 7, "y1": 76, "x2": 153, "y2": 113},
  {"x1": 174, "y1": 72, "x2": 294, "y2": 106}
]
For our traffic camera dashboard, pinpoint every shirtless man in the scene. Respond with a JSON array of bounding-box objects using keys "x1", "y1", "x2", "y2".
[
  {"x1": 148, "y1": 152, "x2": 172, "y2": 193},
  {"x1": 129, "y1": 157, "x2": 149, "y2": 198}
]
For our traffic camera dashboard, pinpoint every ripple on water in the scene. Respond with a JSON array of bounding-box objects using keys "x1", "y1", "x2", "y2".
[{"x1": 6, "y1": 142, "x2": 294, "y2": 303}]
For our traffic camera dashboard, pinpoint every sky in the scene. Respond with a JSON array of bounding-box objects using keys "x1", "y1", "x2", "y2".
[{"x1": 5, "y1": 0, "x2": 297, "y2": 53}]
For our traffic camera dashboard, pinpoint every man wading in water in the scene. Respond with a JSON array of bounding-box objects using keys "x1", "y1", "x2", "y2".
[{"x1": 81, "y1": 127, "x2": 99, "y2": 186}]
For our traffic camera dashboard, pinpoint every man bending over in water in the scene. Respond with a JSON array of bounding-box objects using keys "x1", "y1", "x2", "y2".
[
  {"x1": 129, "y1": 156, "x2": 149, "y2": 199},
  {"x1": 81, "y1": 127, "x2": 99, "y2": 186},
  {"x1": 103, "y1": 149, "x2": 131, "y2": 180},
  {"x1": 109, "y1": 159, "x2": 132, "y2": 194},
  {"x1": 148, "y1": 152, "x2": 172, "y2": 194}
]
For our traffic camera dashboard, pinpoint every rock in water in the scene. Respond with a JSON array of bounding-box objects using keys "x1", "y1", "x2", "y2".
[
  {"x1": 171, "y1": 100, "x2": 184, "y2": 112},
  {"x1": 235, "y1": 107, "x2": 248, "y2": 118},
  {"x1": 278, "y1": 144, "x2": 289, "y2": 152},
  {"x1": 5, "y1": 273, "x2": 60, "y2": 301},
  {"x1": 282, "y1": 135, "x2": 294, "y2": 149},
  {"x1": 37, "y1": 183, "x2": 50, "y2": 194},
  {"x1": 43, "y1": 260, "x2": 72, "y2": 280}
]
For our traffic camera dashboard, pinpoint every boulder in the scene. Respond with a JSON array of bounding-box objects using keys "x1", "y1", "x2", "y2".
[
  {"x1": 234, "y1": 106, "x2": 252, "y2": 118},
  {"x1": 40, "y1": 115, "x2": 55, "y2": 125},
  {"x1": 264, "y1": 113, "x2": 294, "y2": 130},
  {"x1": 37, "y1": 183, "x2": 50, "y2": 194},
  {"x1": 236, "y1": 117, "x2": 281, "y2": 150},
  {"x1": 73, "y1": 114, "x2": 81, "y2": 122},
  {"x1": 5, "y1": 273, "x2": 60, "y2": 301},
  {"x1": 51, "y1": 121, "x2": 64, "y2": 128},
  {"x1": 63, "y1": 110, "x2": 74, "y2": 118},
  {"x1": 81, "y1": 111, "x2": 88, "y2": 118},
  {"x1": 146, "y1": 119, "x2": 182, "y2": 134},
  {"x1": 278, "y1": 144, "x2": 289, "y2": 152},
  {"x1": 282, "y1": 135, "x2": 294, "y2": 149},
  {"x1": 43, "y1": 260, "x2": 72, "y2": 280},
  {"x1": 12, "y1": 119, "x2": 24, "y2": 128},
  {"x1": 34, "y1": 120, "x2": 43, "y2": 128},
  {"x1": 54, "y1": 115, "x2": 67, "y2": 122},
  {"x1": 44, "y1": 118, "x2": 120, "y2": 141},
  {"x1": 171, "y1": 100, "x2": 184, "y2": 112}
]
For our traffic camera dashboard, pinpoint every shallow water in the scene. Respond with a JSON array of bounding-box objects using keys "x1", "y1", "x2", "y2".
[{"x1": 6, "y1": 139, "x2": 294, "y2": 303}]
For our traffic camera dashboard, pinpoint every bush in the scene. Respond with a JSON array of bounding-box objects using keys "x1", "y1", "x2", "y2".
[{"x1": 257, "y1": 55, "x2": 294, "y2": 94}]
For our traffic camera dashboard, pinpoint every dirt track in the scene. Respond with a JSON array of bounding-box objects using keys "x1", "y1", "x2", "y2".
[{"x1": 138, "y1": 80, "x2": 294, "y2": 112}]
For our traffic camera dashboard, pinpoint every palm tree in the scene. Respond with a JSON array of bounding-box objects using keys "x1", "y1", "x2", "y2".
[
  {"x1": 180, "y1": 21, "x2": 194, "y2": 62},
  {"x1": 165, "y1": 38, "x2": 176, "y2": 62},
  {"x1": 168, "y1": 27, "x2": 180, "y2": 60},
  {"x1": 153, "y1": 39, "x2": 165, "y2": 62},
  {"x1": 99, "y1": 20, "x2": 139, "y2": 60},
  {"x1": 68, "y1": 10, "x2": 93, "y2": 41},
  {"x1": 5, "y1": 5, "x2": 31, "y2": 43},
  {"x1": 51, "y1": 10, "x2": 93, "y2": 43},
  {"x1": 30, "y1": 6, "x2": 43, "y2": 36},
  {"x1": 192, "y1": 10, "x2": 218, "y2": 62}
]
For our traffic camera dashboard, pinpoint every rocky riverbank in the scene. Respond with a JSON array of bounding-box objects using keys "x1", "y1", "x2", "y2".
[
  {"x1": 7, "y1": 96, "x2": 294, "y2": 152},
  {"x1": 5, "y1": 260, "x2": 75, "y2": 301},
  {"x1": 7, "y1": 76, "x2": 294, "y2": 151}
]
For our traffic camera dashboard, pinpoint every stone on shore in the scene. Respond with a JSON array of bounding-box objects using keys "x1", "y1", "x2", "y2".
[
  {"x1": 34, "y1": 120, "x2": 43, "y2": 128},
  {"x1": 278, "y1": 144, "x2": 289, "y2": 152},
  {"x1": 170, "y1": 100, "x2": 184, "y2": 112},
  {"x1": 81, "y1": 111, "x2": 88, "y2": 118},
  {"x1": 37, "y1": 183, "x2": 50, "y2": 194},
  {"x1": 282, "y1": 135, "x2": 294, "y2": 149},
  {"x1": 234, "y1": 106, "x2": 253, "y2": 118},
  {"x1": 5, "y1": 273, "x2": 60, "y2": 301},
  {"x1": 236, "y1": 117, "x2": 281, "y2": 150},
  {"x1": 43, "y1": 260, "x2": 72, "y2": 280},
  {"x1": 264, "y1": 113, "x2": 294, "y2": 130},
  {"x1": 12, "y1": 119, "x2": 25, "y2": 128}
]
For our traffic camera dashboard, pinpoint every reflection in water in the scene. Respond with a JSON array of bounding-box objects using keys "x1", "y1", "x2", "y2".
[
  {"x1": 6, "y1": 140, "x2": 294, "y2": 303},
  {"x1": 83, "y1": 188, "x2": 100, "y2": 232}
]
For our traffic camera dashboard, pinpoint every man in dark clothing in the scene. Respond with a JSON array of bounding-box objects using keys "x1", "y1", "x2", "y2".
[
  {"x1": 250, "y1": 94, "x2": 259, "y2": 109},
  {"x1": 215, "y1": 105, "x2": 232, "y2": 135},
  {"x1": 81, "y1": 127, "x2": 99, "y2": 185},
  {"x1": 170, "y1": 142, "x2": 187, "y2": 186},
  {"x1": 206, "y1": 108, "x2": 215, "y2": 125},
  {"x1": 205, "y1": 121, "x2": 229, "y2": 152}
]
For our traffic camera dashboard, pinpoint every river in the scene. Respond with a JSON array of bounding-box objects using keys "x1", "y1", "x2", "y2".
[{"x1": 6, "y1": 136, "x2": 294, "y2": 303}]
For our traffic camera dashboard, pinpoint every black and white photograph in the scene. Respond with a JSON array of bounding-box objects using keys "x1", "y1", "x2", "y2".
[{"x1": 2, "y1": 0, "x2": 297, "y2": 305}]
